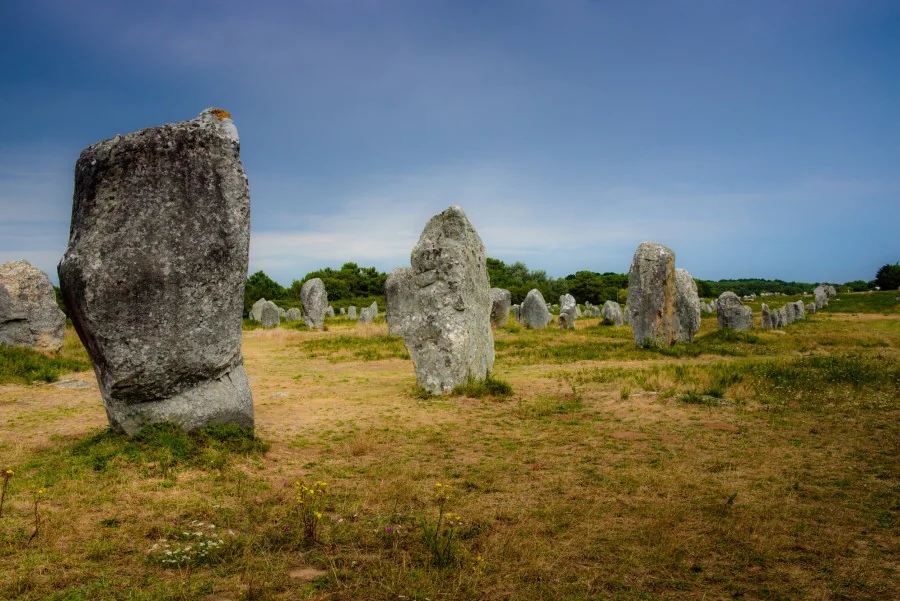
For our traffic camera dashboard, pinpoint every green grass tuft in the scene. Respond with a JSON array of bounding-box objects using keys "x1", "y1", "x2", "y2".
[
  {"x1": 0, "y1": 344, "x2": 92, "y2": 385},
  {"x1": 451, "y1": 373, "x2": 513, "y2": 399}
]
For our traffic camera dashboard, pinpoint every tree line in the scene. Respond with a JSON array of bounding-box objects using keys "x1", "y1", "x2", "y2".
[{"x1": 244, "y1": 260, "x2": 900, "y2": 314}]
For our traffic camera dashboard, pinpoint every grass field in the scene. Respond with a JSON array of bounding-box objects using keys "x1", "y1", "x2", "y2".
[{"x1": 0, "y1": 292, "x2": 897, "y2": 600}]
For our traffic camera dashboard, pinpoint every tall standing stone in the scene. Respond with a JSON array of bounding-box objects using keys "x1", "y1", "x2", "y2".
[
  {"x1": 805, "y1": 302, "x2": 816, "y2": 315},
  {"x1": 600, "y1": 300, "x2": 624, "y2": 326},
  {"x1": 348, "y1": 306, "x2": 357, "y2": 320},
  {"x1": 58, "y1": 108, "x2": 253, "y2": 435},
  {"x1": 793, "y1": 300, "x2": 806, "y2": 320},
  {"x1": 814, "y1": 286, "x2": 828, "y2": 309},
  {"x1": 627, "y1": 242, "x2": 677, "y2": 346},
  {"x1": 299, "y1": 278, "x2": 328, "y2": 330},
  {"x1": 0, "y1": 260, "x2": 66, "y2": 352},
  {"x1": 558, "y1": 294, "x2": 577, "y2": 329},
  {"x1": 716, "y1": 292, "x2": 753, "y2": 331},
  {"x1": 384, "y1": 206, "x2": 494, "y2": 395},
  {"x1": 674, "y1": 268, "x2": 701, "y2": 343},
  {"x1": 490, "y1": 288, "x2": 511, "y2": 328},
  {"x1": 260, "y1": 304, "x2": 280, "y2": 328},
  {"x1": 760, "y1": 303, "x2": 774, "y2": 329},
  {"x1": 520, "y1": 289, "x2": 552, "y2": 329}
]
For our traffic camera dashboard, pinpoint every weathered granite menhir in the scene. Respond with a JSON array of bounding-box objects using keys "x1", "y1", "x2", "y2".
[
  {"x1": 627, "y1": 242, "x2": 678, "y2": 346},
  {"x1": 716, "y1": 292, "x2": 753, "y2": 331},
  {"x1": 58, "y1": 108, "x2": 254, "y2": 435},
  {"x1": 300, "y1": 278, "x2": 327, "y2": 329},
  {"x1": 385, "y1": 206, "x2": 495, "y2": 395},
  {"x1": 490, "y1": 288, "x2": 511, "y2": 328}
]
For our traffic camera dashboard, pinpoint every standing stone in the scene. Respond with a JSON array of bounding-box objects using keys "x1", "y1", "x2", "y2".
[
  {"x1": 777, "y1": 307, "x2": 788, "y2": 328},
  {"x1": 784, "y1": 302, "x2": 796, "y2": 324},
  {"x1": 627, "y1": 242, "x2": 677, "y2": 346},
  {"x1": 285, "y1": 308, "x2": 302, "y2": 322},
  {"x1": 715, "y1": 292, "x2": 753, "y2": 331},
  {"x1": 358, "y1": 306, "x2": 374, "y2": 323},
  {"x1": 249, "y1": 298, "x2": 267, "y2": 321},
  {"x1": 277, "y1": 306, "x2": 287, "y2": 319},
  {"x1": 489, "y1": 288, "x2": 511, "y2": 328},
  {"x1": 574, "y1": 305, "x2": 582, "y2": 318},
  {"x1": 339, "y1": 307, "x2": 346, "y2": 315},
  {"x1": 761, "y1": 303, "x2": 774, "y2": 329},
  {"x1": 260, "y1": 304, "x2": 280, "y2": 328},
  {"x1": 58, "y1": 108, "x2": 253, "y2": 435},
  {"x1": 700, "y1": 302, "x2": 713, "y2": 315},
  {"x1": 369, "y1": 301, "x2": 378, "y2": 318},
  {"x1": 825, "y1": 285, "x2": 837, "y2": 297},
  {"x1": 299, "y1": 278, "x2": 328, "y2": 330},
  {"x1": 558, "y1": 294, "x2": 577, "y2": 329},
  {"x1": 793, "y1": 300, "x2": 805, "y2": 320},
  {"x1": 591, "y1": 305, "x2": 602, "y2": 318},
  {"x1": 384, "y1": 206, "x2": 494, "y2": 395},
  {"x1": 674, "y1": 268, "x2": 701, "y2": 343},
  {"x1": 0, "y1": 260, "x2": 66, "y2": 352},
  {"x1": 520, "y1": 289, "x2": 552, "y2": 329},
  {"x1": 348, "y1": 306, "x2": 357, "y2": 320},
  {"x1": 325, "y1": 306, "x2": 335, "y2": 318},
  {"x1": 512, "y1": 304, "x2": 521, "y2": 323},
  {"x1": 814, "y1": 286, "x2": 829, "y2": 309},
  {"x1": 805, "y1": 302, "x2": 816, "y2": 314},
  {"x1": 600, "y1": 300, "x2": 624, "y2": 326}
]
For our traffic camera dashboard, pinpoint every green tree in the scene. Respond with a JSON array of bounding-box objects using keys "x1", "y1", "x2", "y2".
[
  {"x1": 244, "y1": 271, "x2": 289, "y2": 314},
  {"x1": 874, "y1": 263, "x2": 900, "y2": 290}
]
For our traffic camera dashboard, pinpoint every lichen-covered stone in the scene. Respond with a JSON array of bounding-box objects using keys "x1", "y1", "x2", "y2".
[
  {"x1": 0, "y1": 260, "x2": 66, "y2": 352},
  {"x1": 300, "y1": 278, "x2": 327, "y2": 330},
  {"x1": 58, "y1": 108, "x2": 253, "y2": 435},
  {"x1": 600, "y1": 300, "x2": 624, "y2": 326},
  {"x1": 626, "y1": 242, "x2": 677, "y2": 346},
  {"x1": 490, "y1": 288, "x2": 511, "y2": 328},
  {"x1": 285, "y1": 308, "x2": 302, "y2": 322},
  {"x1": 716, "y1": 292, "x2": 753, "y2": 331},
  {"x1": 784, "y1": 302, "x2": 796, "y2": 324},
  {"x1": 674, "y1": 268, "x2": 701, "y2": 343},
  {"x1": 325, "y1": 306, "x2": 335, "y2": 318},
  {"x1": 385, "y1": 206, "x2": 494, "y2": 395},
  {"x1": 793, "y1": 301, "x2": 806, "y2": 320},
  {"x1": 348, "y1": 306, "x2": 357, "y2": 320},
  {"x1": 520, "y1": 289, "x2": 552, "y2": 329},
  {"x1": 805, "y1": 302, "x2": 816, "y2": 314}
]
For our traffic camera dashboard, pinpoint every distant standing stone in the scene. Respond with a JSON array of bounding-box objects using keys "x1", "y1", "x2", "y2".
[
  {"x1": 784, "y1": 302, "x2": 796, "y2": 324},
  {"x1": 805, "y1": 302, "x2": 816, "y2": 314},
  {"x1": 674, "y1": 268, "x2": 701, "y2": 343},
  {"x1": 358, "y1": 307, "x2": 374, "y2": 323},
  {"x1": 249, "y1": 298, "x2": 268, "y2": 321},
  {"x1": 490, "y1": 288, "x2": 512, "y2": 328},
  {"x1": 339, "y1": 307, "x2": 346, "y2": 315},
  {"x1": 558, "y1": 294, "x2": 577, "y2": 329},
  {"x1": 760, "y1": 303, "x2": 773, "y2": 329},
  {"x1": 0, "y1": 260, "x2": 66, "y2": 352},
  {"x1": 777, "y1": 307, "x2": 788, "y2": 328},
  {"x1": 369, "y1": 301, "x2": 378, "y2": 318},
  {"x1": 57, "y1": 108, "x2": 253, "y2": 435},
  {"x1": 348, "y1": 306, "x2": 357, "y2": 320},
  {"x1": 627, "y1": 242, "x2": 678, "y2": 346},
  {"x1": 716, "y1": 292, "x2": 753, "y2": 331},
  {"x1": 285, "y1": 308, "x2": 302, "y2": 322},
  {"x1": 300, "y1": 278, "x2": 328, "y2": 329},
  {"x1": 600, "y1": 300, "x2": 624, "y2": 326},
  {"x1": 520, "y1": 289, "x2": 552, "y2": 329},
  {"x1": 325, "y1": 306, "x2": 335, "y2": 318},
  {"x1": 260, "y1": 304, "x2": 280, "y2": 328},
  {"x1": 384, "y1": 206, "x2": 495, "y2": 395}
]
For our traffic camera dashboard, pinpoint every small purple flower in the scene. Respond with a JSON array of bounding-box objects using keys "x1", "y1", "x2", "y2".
[{"x1": 385, "y1": 527, "x2": 392, "y2": 533}]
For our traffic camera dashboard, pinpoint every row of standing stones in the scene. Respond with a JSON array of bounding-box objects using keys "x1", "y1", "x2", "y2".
[{"x1": 0, "y1": 109, "x2": 845, "y2": 435}]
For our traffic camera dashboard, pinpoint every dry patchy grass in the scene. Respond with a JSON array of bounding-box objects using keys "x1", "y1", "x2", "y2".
[{"x1": 0, "y1": 292, "x2": 897, "y2": 599}]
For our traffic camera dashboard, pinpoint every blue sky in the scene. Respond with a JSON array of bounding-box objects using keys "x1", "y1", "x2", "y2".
[{"x1": 2, "y1": 0, "x2": 898, "y2": 286}]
